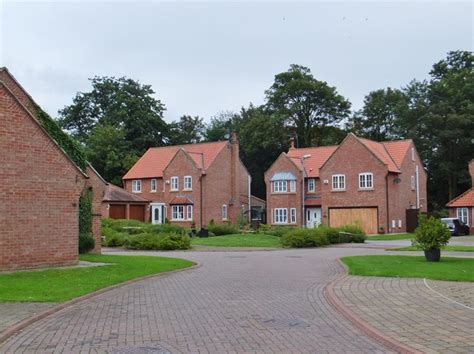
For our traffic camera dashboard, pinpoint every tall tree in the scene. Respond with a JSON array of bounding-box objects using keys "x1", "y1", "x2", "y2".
[
  {"x1": 265, "y1": 64, "x2": 351, "y2": 147},
  {"x1": 169, "y1": 115, "x2": 205, "y2": 145},
  {"x1": 204, "y1": 111, "x2": 241, "y2": 141}
]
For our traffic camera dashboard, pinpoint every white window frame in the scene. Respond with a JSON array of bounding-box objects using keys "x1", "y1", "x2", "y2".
[
  {"x1": 274, "y1": 208, "x2": 288, "y2": 224},
  {"x1": 308, "y1": 178, "x2": 316, "y2": 193},
  {"x1": 411, "y1": 176, "x2": 415, "y2": 190},
  {"x1": 359, "y1": 173, "x2": 373, "y2": 190},
  {"x1": 457, "y1": 207, "x2": 469, "y2": 224},
  {"x1": 150, "y1": 178, "x2": 157, "y2": 192},
  {"x1": 332, "y1": 174, "x2": 346, "y2": 191},
  {"x1": 290, "y1": 180, "x2": 296, "y2": 193},
  {"x1": 222, "y1": 204, "x2": 228, "y2": 220},
  {"x1": 290, "y1": 208, "x2": 297, "y2": 224},
  {"x1": 132, "y1": 180, "x2": 142, "y2": 193},
  {"x1": 171, "y1": 205, "x2": 185, "y2": 220},
  {"x1": 170, "y1": 176, "x2": 179, "y2": 191},
  {"x1": 273, "y1": 180, "x2": 288, "y2": 193},
  {"x1": 187, "y1": 205, "x2": 193, "y2": 220},
  {"x1": 184, "y1": 176, "x2": 192, "y2": 190}
]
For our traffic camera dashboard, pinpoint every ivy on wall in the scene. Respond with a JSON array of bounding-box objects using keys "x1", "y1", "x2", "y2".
[
  {"x1": 78, "y1": 187, "x2": 95, "y2": 253},
  {"x1": 34, "y1": 105, "x2": 87, "y2": 171}
]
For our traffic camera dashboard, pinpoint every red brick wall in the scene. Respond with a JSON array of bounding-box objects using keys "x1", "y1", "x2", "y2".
[
  {"x1": 320, "y1": 134, "x2": 389, "y2": 232},
  {"x1": 85, "y1": 166, "x2": 106, "y2": 252},
  {"x1": 0, "y1": 84, "x2": 85, "y2": 270},
  {"x1": 265, "y1": 154, "x2": 302, "y2": 226}
]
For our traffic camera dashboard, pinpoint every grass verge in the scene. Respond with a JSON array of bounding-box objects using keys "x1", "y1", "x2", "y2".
[
  {"x1": 341, "y1": 255, "x2": 474, "y2": 282},
  {"x1": 390, "y1": 245, "x2": 474, "y2": 252},
  {"x1": 0, "y1": 254, "x2": 194, "y2": 302},
  {"x1": 368, "y1": 233, "x2": 413, "y2": 241},
  {"x1": 191, "y1": 234, "x2": 282, "y2": 248}
]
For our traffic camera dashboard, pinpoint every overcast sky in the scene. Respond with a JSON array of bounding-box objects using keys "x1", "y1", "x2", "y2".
[{"x1": 1, "y1": 1, "x2": 472, "y2": 123}]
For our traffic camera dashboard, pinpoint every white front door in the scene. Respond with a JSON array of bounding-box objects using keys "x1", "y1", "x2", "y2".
[
  {"x1": 306, "y1": 207, "x2": 321, "y2": 228},
  {"x1": 151, "y1": 203, "x2": 165, "y2": 224}
]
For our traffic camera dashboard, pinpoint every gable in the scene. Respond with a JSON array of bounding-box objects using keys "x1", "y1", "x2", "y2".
[
  {"x1": 265, "y1": 153, "x2": 300, "y2": 180},
  {"x1": 163, "y1": 148, "x2": 200, "y2": 175}
]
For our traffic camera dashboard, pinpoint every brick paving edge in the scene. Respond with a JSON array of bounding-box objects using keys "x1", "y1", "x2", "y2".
[
  {"x1": 324, "y1": 259, "x2": 421, "y2": 354},
  {"x1": 0, "y1": 261, "x2": 201, "y2": 345}
]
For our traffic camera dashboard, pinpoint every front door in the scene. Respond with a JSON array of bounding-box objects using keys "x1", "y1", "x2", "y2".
[
  {"x1": 151, "y1": 203, "x2": 165, "y2": 224},
  {"x1": 306, "y1": 207, "x2": 321, "y2": 228}
]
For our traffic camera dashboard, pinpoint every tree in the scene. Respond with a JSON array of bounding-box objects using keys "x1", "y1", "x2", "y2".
[
  {"x1": 265, "y1": 64, "x2": 351, "y2": 147},
  {"x1": 59, "y1": 76, "x2": 168, "y2": 153},
  {"x1": 169, "y1": 115, "x2": 205, "y2": 145},
  {"x1": 204, "y1": 111, "x2": 241, "y2": 141},
  {"x1": 349, "y1": 88, "x2": 408, "y2": 141}
]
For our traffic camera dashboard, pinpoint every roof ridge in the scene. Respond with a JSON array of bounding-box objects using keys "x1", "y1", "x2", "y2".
[{"x1": 446, "y1": 187, "x2": 473, "y2": 206}]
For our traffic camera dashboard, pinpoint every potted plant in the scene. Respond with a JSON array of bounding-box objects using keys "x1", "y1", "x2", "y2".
[{"x1": 412, "y1": 214, "x2": 451, "y2": 262}]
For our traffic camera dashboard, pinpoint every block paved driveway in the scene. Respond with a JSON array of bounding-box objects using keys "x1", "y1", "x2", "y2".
[{"x1": 1, "y1": 247, "x2": 393, "y2": 353}]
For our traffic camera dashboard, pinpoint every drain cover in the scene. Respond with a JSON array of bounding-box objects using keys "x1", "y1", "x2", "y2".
[
  {"x1": 258, "y1": 318, "x2": 310, "y2": 329},
  {"x1": 110, "y1": 344, "x2": 171, "y2": 354}
]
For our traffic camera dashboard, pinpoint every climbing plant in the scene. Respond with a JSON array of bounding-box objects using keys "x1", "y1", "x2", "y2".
[{"x1": 78, "y1": 187, "x2": 95, "y2": 253}]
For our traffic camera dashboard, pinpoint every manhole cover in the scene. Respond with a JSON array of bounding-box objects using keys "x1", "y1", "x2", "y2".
[
  {"x1": 110, "y1": 344, "x2": 171, "y2": 354},
  {"x1": 258, "y1": 318, "x2": 310, "y2": 329}
]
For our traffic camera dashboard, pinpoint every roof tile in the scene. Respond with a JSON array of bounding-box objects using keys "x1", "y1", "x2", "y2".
[
  {"x1": 447, "y1": 188, "x2": 474, "y2": 207},
  {"x1": 287, "y1": 145, "x2": 338, "y2": 177}
]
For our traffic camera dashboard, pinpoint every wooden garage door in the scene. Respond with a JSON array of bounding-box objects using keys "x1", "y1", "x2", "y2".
[
  {"x1": 109, "y1": 204, "x2": 126, "y2": 219},
  {"x1": 129, "y1": 205, "x2": 146, "y2": 222},
  {"x1": 329, "y1": 208, "x2": 378, "y2": 234}
]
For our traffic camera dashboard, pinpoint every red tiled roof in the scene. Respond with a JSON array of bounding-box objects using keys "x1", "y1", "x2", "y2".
[
  {"x1": 446, "y1": 188, "x2": 474, "y2": 207},
  {"x1": 381, "y1": 140, "x2": 413, "y2": 170},
  {"x1": 169, "y1": 196, "x2": 194, "y2": 205},
  {"x1": 123, "y1": 141, "x2": 228, "y2": 179},
  {"x1": 358, "y1": 138, "x2": 401, "y2": 173},
  {"x1": 103, "y1": 184, "x2": 150, "y2": 203},
  {"x1": 287, "y1": 145, "x2": 338, "y2": 178}
]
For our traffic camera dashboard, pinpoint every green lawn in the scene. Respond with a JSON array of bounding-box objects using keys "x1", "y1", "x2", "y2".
[
  {"x1": 0, "y1": 254, "x2": 194, "y2": 302},
  {"x1": 191, "y1": 234, "x2": 282, "y2": 248},
  {"x1": 342, "y1": 255, "x2": 474, "y2": 282},
  {"x1": 367, "y1": 233, "x2": 414, "y2": 241},
  {"x1": 391, "y1": 245, "x2": 474, "y2": 252}
]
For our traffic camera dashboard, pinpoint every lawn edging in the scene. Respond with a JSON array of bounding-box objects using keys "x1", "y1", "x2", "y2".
[
  {"x1": 324, "y1": 259, "x2": 420, "y2": 354},
  {"x1": 0, "y1": 260, "x2": 201, "y2": 346}
]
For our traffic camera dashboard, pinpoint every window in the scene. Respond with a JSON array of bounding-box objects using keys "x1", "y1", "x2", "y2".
[
  {"x1": 273, "y1": 180, "x2": 288, "y2": 193},
  {"x1": 411, "y1": 176, "x2": 415, "y2": 190},
  {"x1": 290, "y1": 208, "x2": 297, "y2": 224},
  {"x1": 187, "y1": 205, "x2": 193, "y2": 220},
  {"x1": 172, "y1": 205, "x2": 185, "y2": 220},
  {"x1": 457, "y1": 207, "x2": 469, "y2": 224},
  {"x1": 132, "y1": 180, "x2": 141, "y2": 193},
  {"x1": 332, "y1": 174, "x2": 345, "y2": 191},
  {"x1": 398, "y1": 220, "x2": 402, "y2": 228},
  {"x1": 184, "y1": 176, "x2": 192, "y2": 190},
  {"x1": 392, "y1": 220, "x2": 396, "y2": 228},
  {"x1": 290, "y1": 180, "x2": 296, "y2": 193},
  {"x1": 359, "y1": 173, "x2": 373, "y2": 189},
  {"x1": 170, "y1": 176, "x2": 179, "y2": 191},
  {"x1": 308, "y1": 178, "x2": 316, "y2": 193},
  {"x1": 274, "y1": 208, "x2": 288, "y2": 224},
  {"x1": 150, "y1": 179, "x2": 157, "y2": 192},
  {"x1": 222, "y1": 205, "x2": 228, "y2": 220}
]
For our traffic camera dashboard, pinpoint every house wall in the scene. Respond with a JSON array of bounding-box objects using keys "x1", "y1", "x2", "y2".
[
  {"x1": 85, "y1": 166, "x2": 106, "y2": 252},
  {"x1": 265, "y1": 154, "x2": 302, "y2": 226},
  {"x1": 0, "y1": 84, "x2": 84, "y2": 270},
  {"x1": 319, "y1": 134, "x2": 389, "y2": 233}
]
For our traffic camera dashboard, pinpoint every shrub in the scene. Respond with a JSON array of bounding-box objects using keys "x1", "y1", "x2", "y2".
[
  {"x1": 259, "y1": 225, "x2": 294, "y2": 237},
  {"x1": 281, "y1": 228, "x2": 329, "y2": 248},
  {"x1": 126, "y1": 233, "x2": 191, "y2": 250},
  {"x1": 412, "y1": 214, "x2": 450, "y2": 250},
  {"x1": 319, "y1": 226, "x2": 341, "y2": 244},
  {"x1": 102, "y1": 227, "x2": 130, "y2": 247},
  {"x1": 102, "y1": 218, "x2": 146, "y2": 231},
  {"x1": 79, "y1": 233, "x2": 95, "y2": 254},
  {"x1": 145, "y1": 223, "x2": 186, "y2": 235},
  {"x1": 208, "y1": 223, "x2": 238, "y2": 236}
]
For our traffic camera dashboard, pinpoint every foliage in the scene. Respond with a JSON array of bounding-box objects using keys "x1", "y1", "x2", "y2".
[
  {"x1": 259, "y1": 225, "x2": 295, "y2": 237},
  {"x1": 342, "y1": 255, "x2": 474, "y2": 282},
  {"x1": 265, "y1": 64, "x2": 351, "y2": 147},
  {"x1": 102, "y1": 227, "x2": 130, "y2": 247},
  {"x1": 0, "y1": 255, "x2": 194, "y2": 302},
  {"x1": 368, "y1": 233, "x2": 413, "y2": 241},
  {"x1": 169, "y1": 115, "x2": 205, "y2": 144},
  {"x1": 412, "y1": 214, "x2": 451, "y2": 250},
  {"x1": 281, "y1": 228, "x2": 330, "y2": 248},
  {"x1": 145, "y1": 223, "x2": 186, "y2": 235},
  {"x1": 127, "y1": 233, "x2": 191, "y2": 250},
  {"x1": 191, "y1": 234, "x2": 281, "y2": 248},
  {"x1": 79, "y1": 233, "x2": 95, "y2": 254},
  {"x1": 102, "y1": 218, "x2": 146, "y2": 231},
  {"x1": 208, "y1": 223, "x2": 239, "y2": 236}
]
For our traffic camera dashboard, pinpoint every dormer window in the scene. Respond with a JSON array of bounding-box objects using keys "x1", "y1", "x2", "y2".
[{"x1": 132, "y1": 180, "x2": 141, "y2": 193}]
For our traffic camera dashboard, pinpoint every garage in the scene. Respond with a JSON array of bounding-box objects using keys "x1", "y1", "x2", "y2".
[
  {"x1": 129, "y1": 204, "x2": 146, "y2": 222},
  {"x1": 109, "y1": 204, "x2": 126, "y2": 219},
  {"x1": 329, "y1": 207, "x2": 378, "y2": 234}
]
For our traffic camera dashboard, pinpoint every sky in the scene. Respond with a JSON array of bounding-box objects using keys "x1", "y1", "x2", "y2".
[{"x1": 0, "y1": 1, "x2": 472, "y2": 123}]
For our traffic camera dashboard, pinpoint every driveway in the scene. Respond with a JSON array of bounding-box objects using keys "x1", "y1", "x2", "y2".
[{"x1": 1, "y1": 247, "x2": 392, "y2": 353}]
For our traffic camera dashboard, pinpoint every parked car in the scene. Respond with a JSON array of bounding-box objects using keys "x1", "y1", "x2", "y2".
[{"x1": 441, "y1": 218, "x2": 470, "y2": 236}]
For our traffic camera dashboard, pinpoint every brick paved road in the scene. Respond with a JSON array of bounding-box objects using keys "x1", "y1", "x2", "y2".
[{"x1": 1, "y1": 248, "x2": 392, "y2": 353}]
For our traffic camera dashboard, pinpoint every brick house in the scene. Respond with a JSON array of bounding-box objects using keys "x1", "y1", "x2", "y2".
[
  {"x1": 102, "y1": 183, "x2": 150, "y2": 221},
  {"x1": 446, "y1": 160, "x2": 474, "y2": 234},
  {"x1": 122, "y1": 132, "x2": 252, "y2": 227},
  {"x1": 0, "y1": 68, "x2": 106, "y2": 270},
  {"x1": 265, "y1": 133, "x2": 427, "y2": 234}
]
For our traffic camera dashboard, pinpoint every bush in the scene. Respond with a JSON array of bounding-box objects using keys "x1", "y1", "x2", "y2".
[
  {"x1": 79, "y1": 233, "x2": 95, "y2": 254},
  {"x1": 126, "y1": 233, "x2": 191, "y2": 250},
  {"x1": 412, "y1": 214, "x2": 450, "y2": 250},
  {"x1": 259, "y1": 225, "x2": 294, "y2": 237},
  {"x1": 102, "y1": 227, "x2": 130, "y2": 247},
  {"x1": 145, "y1": 223, "x2": 186, "y2": 235},
  {"x1": 281, "y1": 228, "x2": 329, "y2": 248},
  {"x1": 102, "y1": 218, "x2": 146, "y2": 231},
  {"x1": 208, "y1": 223, "x2": 238, "y2": 236}
]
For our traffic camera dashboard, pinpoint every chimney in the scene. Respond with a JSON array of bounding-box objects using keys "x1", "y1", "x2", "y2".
[
  {"x1": 469, "y1": 160, "x2": 474, "y2": 187},
  {"x1": 289, "y1": 137, "x2": 295, "y2": 150},
  {"x1": 230, "y1": 131, "x2": 240, "y2": 210}
]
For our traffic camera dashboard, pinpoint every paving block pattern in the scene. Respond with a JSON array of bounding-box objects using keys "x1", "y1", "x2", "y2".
[{"x1": 0, "y1": 303, "x2": 56, "y2": 334}]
